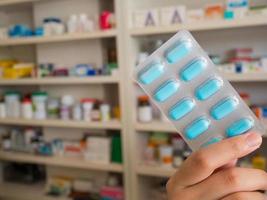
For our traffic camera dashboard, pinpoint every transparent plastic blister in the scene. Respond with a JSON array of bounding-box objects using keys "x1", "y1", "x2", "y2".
[{"x1": 133, "y1": 30, "x2": 265, "y2": 151}]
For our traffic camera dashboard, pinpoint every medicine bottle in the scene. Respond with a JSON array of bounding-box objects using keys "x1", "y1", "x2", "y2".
[
  {"x1": 137, "y1": 95, "x2": 152, "y2": 123},
  {"x1": 5, "y1": 91, "x2": 21, "y2": 118},
  {"x1": 21, "y1": 98, "x2": 33, "y2": 119},
  {"x1": 0, "y1": 99, "x2": 6, "y2": 118},
  {"x1": 81, "y1": 98, "x2": 95, "y2": 121},
  {"x1": 100, "y1": 103, "x2": 110, "y2": 121},
  {"x1": 91, "y1": 101, "x2": 101, "y2": 121},
  {"x1": 32, "y1": 91, "x2": 48, "y2": 120}
]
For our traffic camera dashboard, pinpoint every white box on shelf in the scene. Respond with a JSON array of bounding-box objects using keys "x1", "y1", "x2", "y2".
[
  {"x1": 187, "y1": 9, "x2": 205, "y2": 22},
  {"x1": 84, "y1": 137, "x2": 111, "y2": 164},
  {"x1": 132, "y1": 9, "x2": 159, "y2": 28},
  {"x1": 160, "y1": 6, "x2": 186, "y2": 26}
]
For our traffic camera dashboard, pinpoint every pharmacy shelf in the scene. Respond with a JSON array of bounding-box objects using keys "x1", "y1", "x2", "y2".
[
  {"x1": 0, "y1": 30, "x2": 117, "y2": 46},
  {"x1": 0, "y1": 76, "x2": 119, "y2": 85},
  {"x1": 223, "y1": 72, "x2": 267, "y2": 82},
  {"x1": 136, "y1": 165, "x2": 176, "y2": 178},
  {"x1": 0, "y1": 0, "x2": 39, "y2": 6},
  {"x1": 0, "y1": 151, "x2": 123, "y2": 172},
  {"x1": 129, "y1": 16, "x2": 267, "y2": 36},
  {"x1": 0, "y1": 118, "x2": 122, "y2": 130},
  {"x1": 0, "y1": 182, "x2": 70, "y2": 200},
  {"x1": 135, "y1": 121, "x2": 176, "y2": 132}
]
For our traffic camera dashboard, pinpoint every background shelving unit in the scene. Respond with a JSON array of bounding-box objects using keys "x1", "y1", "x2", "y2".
[
  {"x1": 0, "y1": 76, "x2": 120, "y2": 85},
  {"x1": 0, "y1": 0, "x2": 130, "y2": 200},
  {"x1": 1, "y1": 0, "x2": 267, "y2": 200},
  {"x1": 122, "y1": 0, "x2": 267, "y2": 199},
  {"x1": 0, "y1": 151, "x2": 123, "y2": 172},
  {"x1": 0, "y1": 182, "x2": 70, "y2": 200},
  {"x1": 0, "y1": 29, "x2": 117, "y2": 46},
  {"x1": 129, "y1": 16, "x2": 267, "y2": 36},
  {"x1": 0, "y1": 118, "x2": 122, "y2": 129}
]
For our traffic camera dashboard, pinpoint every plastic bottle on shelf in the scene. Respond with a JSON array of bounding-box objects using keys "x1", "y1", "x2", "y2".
[
  {"x1": 4, "y1": 91, "x2": 21, "y2": 118},
  {"x1": 72, "y1": 104, "x2": 82, "y2": 121},
  {"x1": 0, "y1": 101, "x2": 6, "y2": 118},
  {"x1": 99, "y1": 11, "x2": 115, "y2": 30},
  {"x1": 32, "y1": 91, "x2": 48, "y2": 120},
  {"x1": 144, "y1": 142, "x2": 156, "y2": 164},
  {"x1": 91, "y1": 101, "x2": 101, "y2": 121},
  {"x1": 67, "y1": 14, "x2": 78, "y2": 33},
  {"x1": 47, "y1": 98, "x2": 60, "y2": 119},
  {"x1": 113, "y1": 106, "x2": 121, "y2": 120},
  {"x1": 252, "y1": 153, "x2": 266, "y2": 170},
  {"x1": 137, "y1": 95, "x2": 152, "y2": 123},
  {"x1": 60, "y1": 95, "x2": 75, "y2": 120},
  {"x1": 159, "y1": 145, "x2": 173, "y2": 168},
  {"x1": 24, "y1": 128, "x2": 36, "y2": 146},
  {"x1": 100, "y1": 103, "x2": 110, "y2": 121},
  {"x1": 21, "y1": 98, "x2": 33, "y2": 119},
  {"x1": 79, "y1": 13, "x2": 94, "y2": 32},
  {"x1": 172, "y1": 135, "x2": 185, "y2": 168},
  {"x1": 81, "y1": 98, "x2": 94, "y2": 121},
  {"x1": 2, "y1": 134, "x2": 11, "y2": 150}
]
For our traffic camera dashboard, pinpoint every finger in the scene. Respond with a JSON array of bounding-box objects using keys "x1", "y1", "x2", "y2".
[
  {"x1": 215, "y1": 159, "x2": 237, "y2": 173},
  {"x1": 221, "y1": 191, "x2": 266, "y2": 200},
  {"x1": 193, "y1": 168, "x2": 267, "y2": 200},
  {"x1": 171, "y1": 132, "x2": 262, "y2": 188}
]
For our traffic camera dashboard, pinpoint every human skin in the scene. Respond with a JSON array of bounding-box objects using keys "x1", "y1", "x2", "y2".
[{"x1": 166, "y1": 132, "x2": 267, "y2": 200}]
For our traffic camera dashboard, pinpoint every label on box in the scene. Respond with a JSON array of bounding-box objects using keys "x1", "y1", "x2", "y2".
[
  {"x1": 132, "y1": 9, "x2": 159, "y2": 28},
  {"x1": 160, "y1": 6, "x2": 186, "y2": 26}
]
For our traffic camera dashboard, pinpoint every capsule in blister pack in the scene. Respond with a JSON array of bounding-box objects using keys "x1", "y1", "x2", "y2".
[{"x1": 133, "y1": 30, "x2": 265, "y2": 151}]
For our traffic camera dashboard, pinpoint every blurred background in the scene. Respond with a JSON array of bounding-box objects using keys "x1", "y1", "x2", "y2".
[{"x1": 0, "y1": 0, "x2": 266, "y2": 199}]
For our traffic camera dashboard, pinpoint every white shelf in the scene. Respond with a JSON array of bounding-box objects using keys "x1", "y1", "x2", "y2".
[
  {"x1": 0, "y1": 0, "x2": 39, "y2": 6},
  {"x1": 0, "y1": 30, "x2": 117, "y2": 46},
  {"x1": 136, "y1": 165, "x2": 176, "y2": 178},
  {"x1": 0, "y1": 118, "x2": 122, "y2": 130},
  {"x1": 0, "y1": 151, "x2": 123, "y2": 172},
  {"x1": 130, "y1": 16, "x2": 267, "y2": 36},
  {"x1": 223, "y1": 73, "x2": 267, "y2": 82},
  {"x1": 0, "y1": 76, "x2": 119, "y2": 85},
  {"x1": 0, "y1": 182, "x2": 70, "y2": 200},
  {"x1": 135, "y1": 121, "x2": 176, "y2": 132}
]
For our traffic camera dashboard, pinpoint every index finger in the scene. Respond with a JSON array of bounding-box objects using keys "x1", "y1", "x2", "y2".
[{"x1": 170, "y1": 132, "x2": 262, "y2": 188}]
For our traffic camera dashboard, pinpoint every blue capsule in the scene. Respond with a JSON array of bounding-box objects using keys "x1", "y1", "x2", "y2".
[
  {"x1": 185, "y1": 117, "x2": 210, "y2": 140},
  {"x1": 139, "y1": 63, "x2": 165, "y2": 85},
  {"x1": 153, "y1": 80, "x2": 179, "y2": 102},
  {"x1": 165, "y1": 40, "x2": 192, "y2": 64},
  {"x1": 211, "y1": 97, "x2": 239, "y2": 120},
  {"x1": 226, "y1": 118, "x2": 254, "y2": 137},
  {"x1": 169, "y1": 98, "x2": 195, "y2": 120},
  {"x1": 195, "y1": 78, "x2": 222, "y2": 100},
  {"x1": 180, "y1": 58, "x2": 207, "y2": 82}
]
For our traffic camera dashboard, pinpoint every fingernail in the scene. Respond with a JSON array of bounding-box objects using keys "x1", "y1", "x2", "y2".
[{"x1": 246, "y1": 133, "x2": 262, "y2": 148}]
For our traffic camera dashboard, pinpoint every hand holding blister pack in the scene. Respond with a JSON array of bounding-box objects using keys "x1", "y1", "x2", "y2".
[{"x1": 133, "y1": 30, "x2": 265, "y2": 151}]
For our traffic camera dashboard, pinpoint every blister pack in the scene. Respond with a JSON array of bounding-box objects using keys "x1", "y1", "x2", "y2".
[{"x1": 133, "y1": 30, "x2": 265, "y2": 151}]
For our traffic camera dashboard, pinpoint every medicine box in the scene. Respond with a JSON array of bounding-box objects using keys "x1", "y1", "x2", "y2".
[
  {"x1": 132, "y1": 9, "x2": 159, "y2": 28},
  {"x1": 187, "y1": 9, "x2": 205, "y2": 22},
  {"x1": 159, "y1": 6, "x2": 186, "y2": 26},
  {"x1": 85, "y1": 137, "x2": 111, "y2": 163}
]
